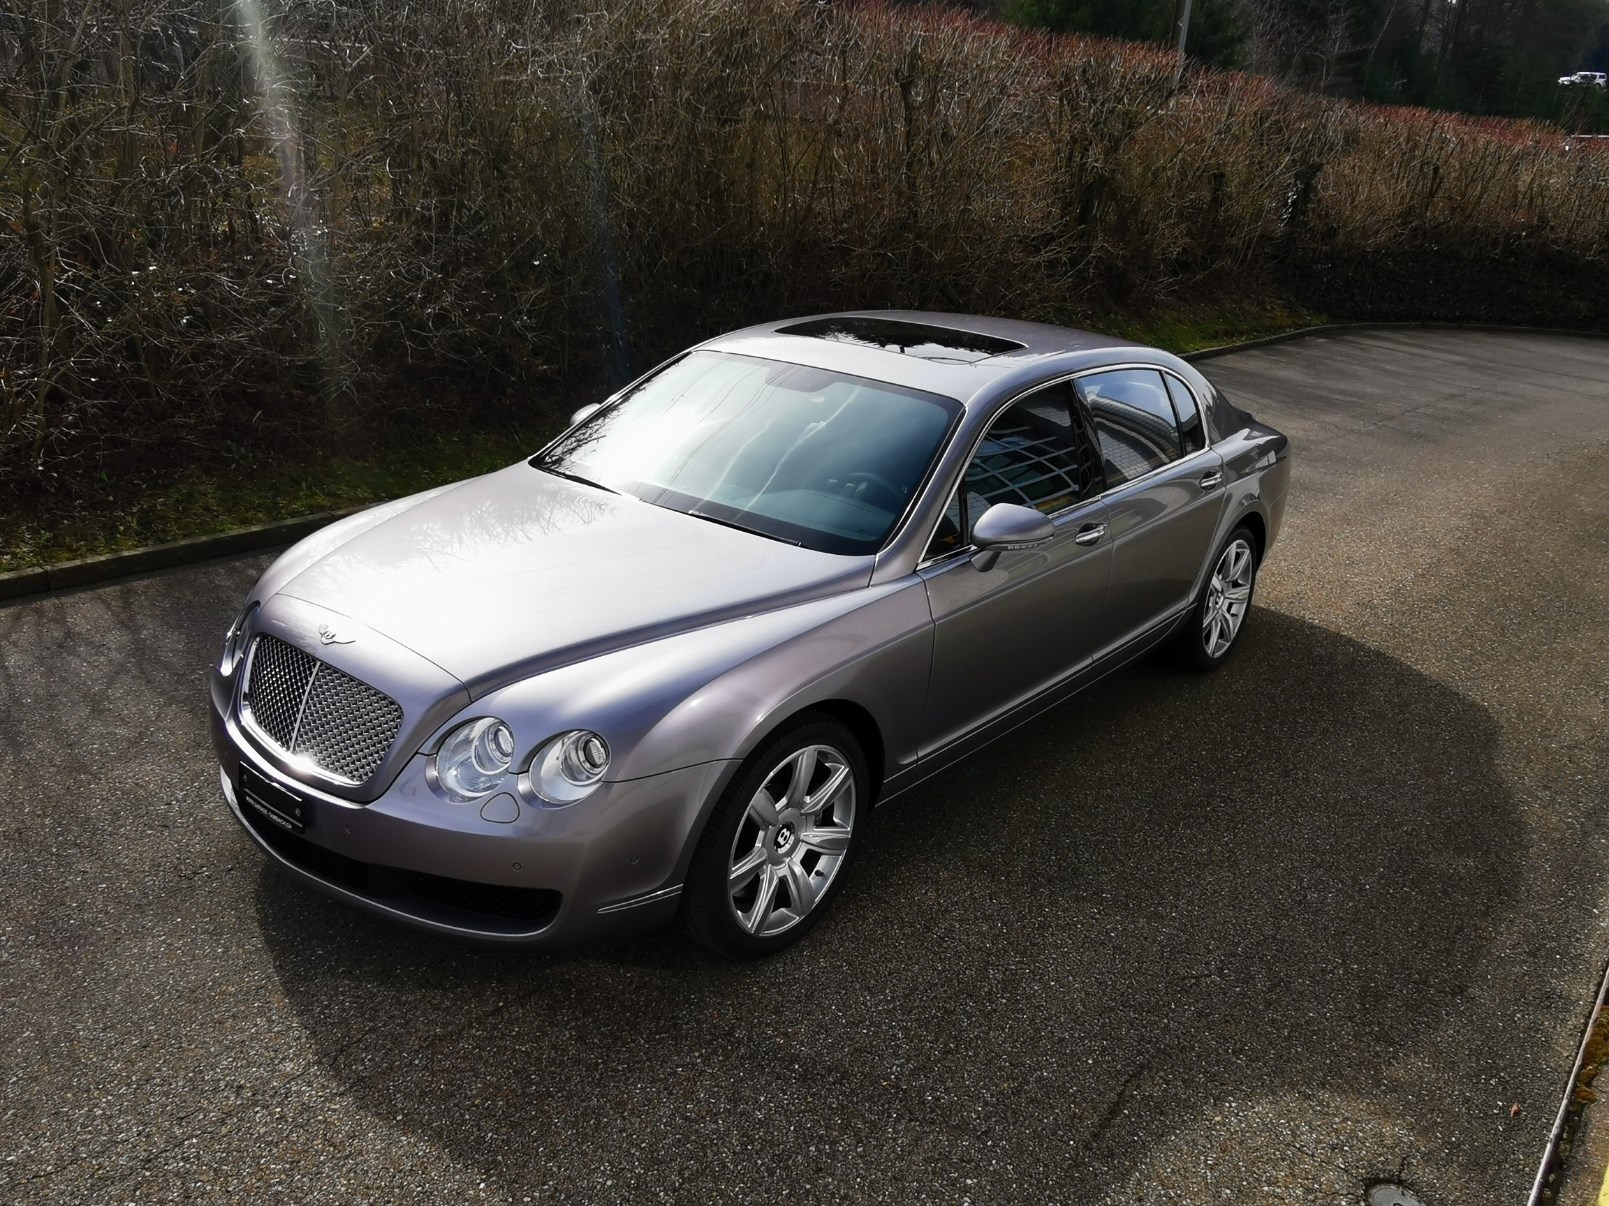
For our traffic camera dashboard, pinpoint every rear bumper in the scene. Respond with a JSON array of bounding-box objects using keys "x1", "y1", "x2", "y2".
[{"x1": 211, "y1": 703, "x2": 731, "y2": 947}]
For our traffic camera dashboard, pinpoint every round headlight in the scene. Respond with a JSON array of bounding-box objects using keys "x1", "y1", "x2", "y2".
[
  {"x1": 433, "y1": 717, "x2": 516, "y2": 803},
  {"x1": 530, "y1": 730, "x2": 611, "y2": 805},
  {"x1": 220, "y1": 602, "x2": 258, "y2": 674}
]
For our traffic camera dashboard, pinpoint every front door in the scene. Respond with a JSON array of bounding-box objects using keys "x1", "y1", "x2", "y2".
[{"x1": 919, "y1": 382, "x2": 1114, "y2": 755}]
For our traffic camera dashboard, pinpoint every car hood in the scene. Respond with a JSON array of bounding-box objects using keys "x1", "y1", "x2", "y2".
[{"x1": 276, "y1": 462, "x2": 873, "y2": 696}]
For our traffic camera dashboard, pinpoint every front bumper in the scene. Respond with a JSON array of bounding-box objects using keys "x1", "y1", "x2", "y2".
[{"x1": 212, "y1": 703, "x2": 732, "y2": 947}]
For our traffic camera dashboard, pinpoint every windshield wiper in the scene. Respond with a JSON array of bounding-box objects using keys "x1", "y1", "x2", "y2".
[
  {"x1": 536, "y1": 464, "x2": 619, "y2": 495},
  {"x1": 687, "y1": 509, "x2": 803, "y2": 547}
]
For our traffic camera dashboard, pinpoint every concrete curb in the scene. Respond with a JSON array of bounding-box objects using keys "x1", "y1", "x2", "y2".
[
  {"x1": 2, "y1": 321, "x2": 1604, "y2": 604},
  {"x1": 1182, "y1": 319, "x2": 1608, "y2": 361},
  {"x1": 0, "y1": 506, "x2": 367, "y2": 602},
  {"x1": 1531, "y1": 953, "x2": 1609, "y2": 1205}
]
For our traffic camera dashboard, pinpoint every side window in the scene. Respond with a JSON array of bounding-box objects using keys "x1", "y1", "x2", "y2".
[
  {"x1": 1077, "y1": 368, "x2": 1183, "y2": 487},
  {"x1": 1164, "y1": 374, "x2": 1207, "y2": 454},
  {"x1": 923, "y1": 382, "x2": 1099, "y2": 559}
]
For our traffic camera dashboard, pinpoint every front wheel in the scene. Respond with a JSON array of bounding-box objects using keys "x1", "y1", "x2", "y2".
[
  {"x1": 1175, "y1": 526, "x2": 1259, "y2": 672},
  {"x1": 680, "y1": 716, "x2": 866, "y2": 958}
]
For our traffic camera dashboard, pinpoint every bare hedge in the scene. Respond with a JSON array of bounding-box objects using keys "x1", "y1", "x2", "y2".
[{"x1": 3, "y1": 0, "x2": 1606, "y2": 500}]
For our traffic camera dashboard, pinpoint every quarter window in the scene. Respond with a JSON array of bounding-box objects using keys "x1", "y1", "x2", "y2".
[
  {"x1": 1077, "y1": 368, "x2": 1183, "y2": 487},
  {"x1": 923, "y1": 382, "x2": 1100, "y2": 559},
  {"x1": 1163, "y1": 374, "x2": 1207, "y2": 454},
  {"x1": 927, "y1": 490, "x2": 966, "y2": 559}
]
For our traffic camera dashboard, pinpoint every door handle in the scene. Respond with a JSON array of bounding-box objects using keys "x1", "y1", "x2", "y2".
[
  {"x1": 1073, "y1": 523, "x2": 1107, "y2": 546},
  {"x1": 1199, "y1": 470, "x2": 1224, "y2": 490}
]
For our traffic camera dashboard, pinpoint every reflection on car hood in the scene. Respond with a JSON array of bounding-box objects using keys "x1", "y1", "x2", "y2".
[{"x1": 277, "y1": 463, "x2": 872, "y2": 696}]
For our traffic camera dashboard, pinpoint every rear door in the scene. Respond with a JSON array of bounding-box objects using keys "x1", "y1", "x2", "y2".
[
  {"x1": 918, "y1": 381, "x2": 1112, "y2": 754},
  {"x1": 1076, "y1": 367, "x2": 1227, "y2": 655}
]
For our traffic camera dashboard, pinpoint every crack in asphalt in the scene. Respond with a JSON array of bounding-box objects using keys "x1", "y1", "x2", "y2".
[{"x1": 1083, "y1": 1055, "x2": 1155, "y2": 1157}]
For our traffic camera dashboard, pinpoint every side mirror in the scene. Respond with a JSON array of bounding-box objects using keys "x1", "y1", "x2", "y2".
[
  {"x1": 970, "y1": 503, "x2": 1054, "y2": 572},
  {"x1": 570, "y1": 402, "x2": 603, "y2": 427}
]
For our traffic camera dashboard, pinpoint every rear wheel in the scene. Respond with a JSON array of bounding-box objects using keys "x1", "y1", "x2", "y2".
[
  {"x1": 1175, "y1": 526, "x2": 1258, "y2": 672},
  {"x1": 681, "y1": 716, "x2": 865, "y2": 958}
]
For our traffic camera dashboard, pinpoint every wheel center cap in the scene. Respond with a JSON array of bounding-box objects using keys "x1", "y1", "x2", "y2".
[{"x1": 774, "y1": 825, "x2": 796, "y2": 854}]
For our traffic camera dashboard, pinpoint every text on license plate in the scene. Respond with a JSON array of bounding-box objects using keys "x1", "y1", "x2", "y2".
[{"x1": 239, "y1": 763, "x2": 309, "y2": 834}]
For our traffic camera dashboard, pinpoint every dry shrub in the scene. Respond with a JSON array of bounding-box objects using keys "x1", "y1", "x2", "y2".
[{"x1": 2, "y1": 0, "x2": 1605, "y2": 502}]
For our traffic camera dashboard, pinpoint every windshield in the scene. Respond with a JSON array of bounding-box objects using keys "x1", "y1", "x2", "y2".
[{"x1": 533, "y1": 351, "x2": 961, "y2": 555}]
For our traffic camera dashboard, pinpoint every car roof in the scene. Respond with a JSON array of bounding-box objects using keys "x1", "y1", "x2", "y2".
[{"x1": 698, "y1": 310, "x2": 1157, "y2": 408}]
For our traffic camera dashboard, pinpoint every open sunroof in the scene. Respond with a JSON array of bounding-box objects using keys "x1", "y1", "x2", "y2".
[{"x1": 778, "y1": 317, "x2": 1026, "y2": 364}]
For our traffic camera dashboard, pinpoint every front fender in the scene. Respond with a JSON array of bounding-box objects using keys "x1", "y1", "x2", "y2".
[
  {"x1": 631, "y1": 577, "x2": 933, "y2": 781},
  {"x1": 614, "y1": 577, "x2": 934, "y2": 892},
  {"x1": 461, "y1": 578, "x2": 934, "y2": 787}
]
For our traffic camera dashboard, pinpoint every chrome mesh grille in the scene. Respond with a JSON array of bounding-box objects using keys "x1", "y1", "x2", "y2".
[
  {"x1": 242, "y1": 635, "x2": 403, "y2": 784},
  {"x1": 294, "y1": 663, "x2": 403, "y2": 784}
]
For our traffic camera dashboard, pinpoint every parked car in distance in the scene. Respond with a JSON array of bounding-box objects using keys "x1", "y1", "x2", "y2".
[
  {"x1": 210, "y1": 312, "x2": 1292, "y2": 956},
  {"x1": 1559, "y1": 70, "x2": 1608, "y2": 86}
]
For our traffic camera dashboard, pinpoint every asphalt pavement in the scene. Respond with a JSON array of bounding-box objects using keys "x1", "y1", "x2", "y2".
[{"x1": 3, "y1": 329, "x2": 1607, "y2": 1204}]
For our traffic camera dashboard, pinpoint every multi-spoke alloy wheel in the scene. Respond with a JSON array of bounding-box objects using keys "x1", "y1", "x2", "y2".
[
  {"x1": 682, "y1": 717, "x2": 866, "y2": 957},
  {"x1": 1177, "y1": 525, "x2": 1259, "y2": 672},
  {"x1": 1202, "y1": 537, "x2": 1254, "y2": 658},
  {"x1": 727, "y1": 744, "x2": 856, "y2": 938}
]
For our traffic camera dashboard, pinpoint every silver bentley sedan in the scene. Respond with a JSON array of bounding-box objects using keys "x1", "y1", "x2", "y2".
[{"x1": 210, "y1": 312, "x2": 1291, "y2": 956}]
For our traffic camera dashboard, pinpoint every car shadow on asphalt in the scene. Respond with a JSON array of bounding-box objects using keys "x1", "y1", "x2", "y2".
[{"x1": 251, "y1": 608, "x2": 1523, "y2": 1200}]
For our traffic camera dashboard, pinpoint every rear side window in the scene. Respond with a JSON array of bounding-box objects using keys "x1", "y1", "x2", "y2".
[
  {"x1": 1077, "y1": 368, "x2": 1182, "y2": 486},
  {"x1": 923, "y1": 382, "x2": 1101, "y2": 560},
  {"x1": 1164, "y1": 374, "x2": 1207, "y2": 454}
]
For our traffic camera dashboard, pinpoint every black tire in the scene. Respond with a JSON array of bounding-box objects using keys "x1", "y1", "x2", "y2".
[
  {"x1": 1174, "y1": 525, "x2": 1260, "y2": 673},
  {"x1": 680, "y1": 714, "x2": 867, "y2": 958}
]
